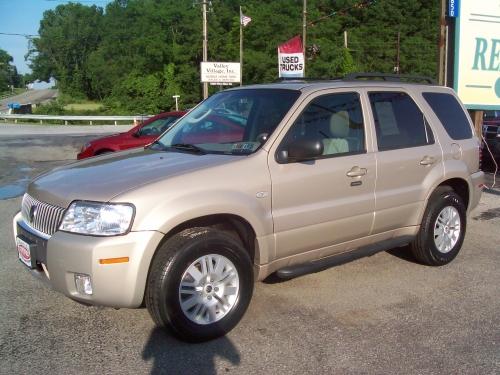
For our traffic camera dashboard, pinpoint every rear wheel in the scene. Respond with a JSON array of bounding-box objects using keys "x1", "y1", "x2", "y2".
[
  {"x1": 411, "y1": 188, "x2": 467, "y2": 266},
  {"x1": 145, "y1": 227, "x2": 254, "y2": 342}
]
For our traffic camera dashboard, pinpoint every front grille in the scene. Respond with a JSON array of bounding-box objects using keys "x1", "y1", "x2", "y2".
[{"x1": 21, "y1": 194, "x2": 66, "y2": 236}]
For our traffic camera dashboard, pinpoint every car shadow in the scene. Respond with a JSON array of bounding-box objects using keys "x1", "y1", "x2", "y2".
[
  {"x1": 385, "y1": 245, "x2": 419, "y2": 264},
  {"x1": 142, "y1": 327, "x2": 241, "y2": 375}
]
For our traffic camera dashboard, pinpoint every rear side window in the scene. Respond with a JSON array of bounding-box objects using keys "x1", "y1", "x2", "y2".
[
  {"x1": 369, "y1": 92, "x2": 434, "y2": 151},
  {"x1": 422, "y1": 92, "x2": 473, "y2": 140}
]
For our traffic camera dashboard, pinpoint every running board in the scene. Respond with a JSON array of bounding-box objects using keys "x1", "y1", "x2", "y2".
[{"x1": 276, "y1": 236, "x2": 413, "y2": 279}]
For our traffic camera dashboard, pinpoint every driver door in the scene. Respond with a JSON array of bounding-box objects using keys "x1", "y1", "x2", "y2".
[{"x1": 268, "y1": 91, "x2": 376, "y2": 260}]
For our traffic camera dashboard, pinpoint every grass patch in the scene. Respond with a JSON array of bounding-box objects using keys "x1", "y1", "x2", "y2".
[{"x1": 63, "y1": 102, "x2": 103, "y2": 111}]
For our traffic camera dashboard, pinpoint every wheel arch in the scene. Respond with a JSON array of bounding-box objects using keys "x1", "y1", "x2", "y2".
[
  {"x1": 160, "y1": 214, "x2": 258, "y2": 264},
  {"x1": 436, "y1": 178, "x2": 470, "y2": 210}
]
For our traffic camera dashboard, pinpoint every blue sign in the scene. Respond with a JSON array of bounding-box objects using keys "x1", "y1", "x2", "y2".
[{"x1": 449, "y1": 0, "x2": 460, "y2": 18}]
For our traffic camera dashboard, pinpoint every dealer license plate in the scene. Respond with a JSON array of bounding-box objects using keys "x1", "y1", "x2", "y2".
[{"x1": 16, "y1": 237, "x2": 32, "y2": 268}]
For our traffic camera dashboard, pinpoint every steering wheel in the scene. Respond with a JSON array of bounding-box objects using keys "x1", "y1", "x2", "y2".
[{"x1": 187, "y1": 108, "x2": 212, "y2": 123}]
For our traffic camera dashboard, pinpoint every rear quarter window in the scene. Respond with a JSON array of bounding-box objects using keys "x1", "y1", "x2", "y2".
[{"x1": 422, "y1": 92, "x2": 473, "y2": 140}]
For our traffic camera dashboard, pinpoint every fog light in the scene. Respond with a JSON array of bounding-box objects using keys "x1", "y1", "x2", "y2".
[{"x1": 75, "y1": 274, "x2": 93, "y2": 295}]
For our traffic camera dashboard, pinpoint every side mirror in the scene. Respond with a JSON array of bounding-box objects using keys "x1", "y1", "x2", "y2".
[
  {"x1": 277, "y1": 138, "x2": 324, "y2": 163},
  {"x1": 132, "y1": 131, "x2": 141, "y2": 138}
]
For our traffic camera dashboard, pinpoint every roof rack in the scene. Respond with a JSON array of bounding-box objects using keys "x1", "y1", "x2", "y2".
[
  {"x1": 344, "y1": 73, "x2": 437, "y2": 85},
  {"x1": 275, "y1": 77, "x2": 343, "y2": 83}
]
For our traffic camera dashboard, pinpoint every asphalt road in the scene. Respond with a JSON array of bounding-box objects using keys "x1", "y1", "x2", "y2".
[
  {"x1": 0, "y1": 89, "x2": 58, "y2": 111},
  {"x1": 0, "y1": 132, "x2": 499, "y2": 374}
]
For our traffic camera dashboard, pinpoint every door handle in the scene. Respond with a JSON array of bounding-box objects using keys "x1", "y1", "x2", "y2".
[
  {"x1": 420, "y1": 155, "x2": 436, "y2": 166},
  {"x1": 346, "y1": 166, "x2": 367, "y2": 177}
]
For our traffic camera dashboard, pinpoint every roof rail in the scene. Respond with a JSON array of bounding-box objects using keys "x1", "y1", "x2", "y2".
[
  {"x1": 275, "y1": 77, "x2": 343, "y2": 83},
  {"x1": 344, "y1": 72, "x2": 437, "y2": 85}
]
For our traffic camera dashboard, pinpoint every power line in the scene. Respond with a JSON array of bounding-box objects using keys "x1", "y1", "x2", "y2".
[
  {"x1": 0, "y1": 32, "x2": 38, "y2": 38},
  {"x1": 308, "y1": 0, "x2": 376, "y2": 27}
]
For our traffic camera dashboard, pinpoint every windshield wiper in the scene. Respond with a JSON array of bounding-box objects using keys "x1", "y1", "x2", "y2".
[{"x1": 170, "y1": 143, "x2": 206, "y2": 154}]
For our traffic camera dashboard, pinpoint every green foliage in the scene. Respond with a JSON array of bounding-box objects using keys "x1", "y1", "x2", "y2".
[
  {"x1": 28, "y1": 3, "x2": 103, "y2": 97},
  {"x1": 0, "y1": 49, "x2": 21, "y2": 92},
  {"x1": 28, "y1": 0, "x2": 439, "y2": 112}
]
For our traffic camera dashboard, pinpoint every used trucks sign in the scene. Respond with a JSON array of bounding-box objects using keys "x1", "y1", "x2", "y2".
[
  {"x1": 278, "y1": 36, "x2": 304, "y2": 78},
  {"x1": 454, "y1": 0, "x2": 500, "y2": 110}
]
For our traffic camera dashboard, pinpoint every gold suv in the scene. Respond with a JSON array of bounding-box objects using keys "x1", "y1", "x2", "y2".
[{"x1": 13, "y1": 74, "x2": 484, "y2": 342}]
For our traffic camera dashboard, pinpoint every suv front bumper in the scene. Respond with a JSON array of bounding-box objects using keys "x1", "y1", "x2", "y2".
[{"x1": 13, "y1": 212, "x2": 164, "y2": 308}]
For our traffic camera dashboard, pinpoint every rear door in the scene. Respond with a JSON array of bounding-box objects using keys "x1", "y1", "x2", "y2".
[{"x1": 367, "y1": 90, "x2": 444, "y2": 233}]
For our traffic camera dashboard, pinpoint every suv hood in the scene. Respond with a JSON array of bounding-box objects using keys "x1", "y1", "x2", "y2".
[{"x1": 28, "y1": 149, "x2": 240, "y2": 208}]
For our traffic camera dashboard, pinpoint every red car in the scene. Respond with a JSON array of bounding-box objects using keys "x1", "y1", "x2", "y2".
[{"x1": 77, "y1": 111, "x2": 186, "y2": 159}]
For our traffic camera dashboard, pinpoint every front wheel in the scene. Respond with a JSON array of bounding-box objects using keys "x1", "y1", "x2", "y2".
[
  {"x1": 411, "y1": 188, "x2": 467, "y2": 266},
  {"x1": 145, "y1": 227, "x2": 254, "y2": 342}
]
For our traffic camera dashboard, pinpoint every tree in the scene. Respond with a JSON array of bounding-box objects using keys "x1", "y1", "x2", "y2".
[
  {"x1": 0, "y1": 49, "x2": 21, "y2": 92},
  {"x1": 28, "y1": 3, "x2": 104, "y2": 98},
  {"x1": 27, "y1": 0, "x2": 440, "y2": 112}
]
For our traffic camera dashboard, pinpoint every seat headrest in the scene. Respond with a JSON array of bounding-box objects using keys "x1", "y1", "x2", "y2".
[{"x1": 329, "y1": 111, "x2": 350, "y2": 138}]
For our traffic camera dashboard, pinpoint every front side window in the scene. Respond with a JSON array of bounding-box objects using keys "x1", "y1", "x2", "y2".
[
  {"x1": 154, "y1": 89, "x2": 300, "y2": 155},
  {"x1": 369, "y1": 92, "x2": 434, "y2": 151},
  {"x1": 138, "y1": 117, "x2": 179, "y2": 136},
  {"x1": 281, "y1": 92, "x2": 365, "y2": 158}
]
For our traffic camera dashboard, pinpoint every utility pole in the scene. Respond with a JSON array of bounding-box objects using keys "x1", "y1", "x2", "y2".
[
  {"x1": 344, "y1": 30, "x2": 348, "y2": 48},
  {"x1": 240, "y1": 6, "x2": 243, "y2": 86},
  {"x1": 302, "y1": 0, "x2": 307, "y2": 76},
  {"x1": 202, "y1": 1, "x2": 209, "y2": 99},
  {"x1": 438, "y1": 0, "x2": 446, "y2": 85},
  {"x1": 395, "y1": 31, "x2": 400, "y2": 74}
]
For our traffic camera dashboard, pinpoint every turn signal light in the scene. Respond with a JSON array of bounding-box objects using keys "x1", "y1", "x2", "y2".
[{"x1": 99, "y1": 257, "x2": 129, "y2": 265}]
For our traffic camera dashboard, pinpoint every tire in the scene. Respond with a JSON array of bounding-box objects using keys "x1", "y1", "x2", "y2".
[
  {"x1": 411, "y1": 188, "x2": 467, "y2": 266},
  {"x1": 145, "y1": 227, "x2": 254, "y2": 342},
  {"x1": 95, "y1": 149, "x2": 113, "y2": 156}
]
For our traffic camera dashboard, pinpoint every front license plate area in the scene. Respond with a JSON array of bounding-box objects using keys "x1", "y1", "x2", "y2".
[{"x1": 16, "y1": 237, "x2": 32, "y2": 268}]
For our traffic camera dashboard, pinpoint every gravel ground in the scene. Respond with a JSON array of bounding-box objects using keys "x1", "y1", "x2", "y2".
[{"x1": 0, "y1": 132, "x2": 499, "y2": 375}]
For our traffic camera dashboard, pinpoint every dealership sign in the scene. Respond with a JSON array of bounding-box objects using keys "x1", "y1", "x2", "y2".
[
  {"x1": 201, "y1": 62, "x2": 241, "y2": 84},
  {"x1": 454, "y1": 0, "x2": 500, "y2": 110},
  {"x1": 448, "y1": 0, "x2": 459, "y2": 17},
  {"x1": 278, "y1": 36, "x2": 304, "y2": 78}
]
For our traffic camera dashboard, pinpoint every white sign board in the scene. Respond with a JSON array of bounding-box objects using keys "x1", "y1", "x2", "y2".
[
  {"x1": 454, "y1": 0, "x2": 500, "y2": 110},
  {"x1": 278, "y1": 53, "x2": 305, "y2": 78},
  {"x1": 201, "y1": 62, "x2": 240, "y2": 84}
]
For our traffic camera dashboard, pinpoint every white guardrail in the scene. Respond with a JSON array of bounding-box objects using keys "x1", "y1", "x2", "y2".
[{"x1": 0, "y1": 114, "x2": 152, "y2": 125}]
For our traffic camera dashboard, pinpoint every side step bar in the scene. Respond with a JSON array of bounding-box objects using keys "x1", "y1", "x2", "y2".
[{"x1": 276, "y1": 236, "x2": 413, "y2": 279}]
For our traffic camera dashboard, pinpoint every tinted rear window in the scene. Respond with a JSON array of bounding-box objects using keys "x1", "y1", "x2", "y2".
[{"x1": 422, "y1": 93, "x2": 473, "y2": 140}]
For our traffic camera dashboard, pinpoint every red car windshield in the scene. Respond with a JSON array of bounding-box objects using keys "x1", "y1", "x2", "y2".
[{"x1": 154, "y1": 89, "x2": 300, "y2": 155}]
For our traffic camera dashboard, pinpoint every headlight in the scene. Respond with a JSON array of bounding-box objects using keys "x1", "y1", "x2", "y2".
[{"x1": 59, "y1": 201, "x2": 134, "y2": 236}]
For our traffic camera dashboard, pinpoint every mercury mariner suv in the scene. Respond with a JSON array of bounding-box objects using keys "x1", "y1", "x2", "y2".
[{"x1": 13, "y1": 74, "x2": 484, "y2": 342}]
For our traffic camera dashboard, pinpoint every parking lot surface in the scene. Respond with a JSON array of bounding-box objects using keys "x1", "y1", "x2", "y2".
[{"x1": 0, "y1": 131, "x2": 499, "y2": 374}]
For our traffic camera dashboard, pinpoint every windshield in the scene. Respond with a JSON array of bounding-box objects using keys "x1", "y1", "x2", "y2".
[{"x1": 153, "y1": 89, "x2": 300, "y2": 155}]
